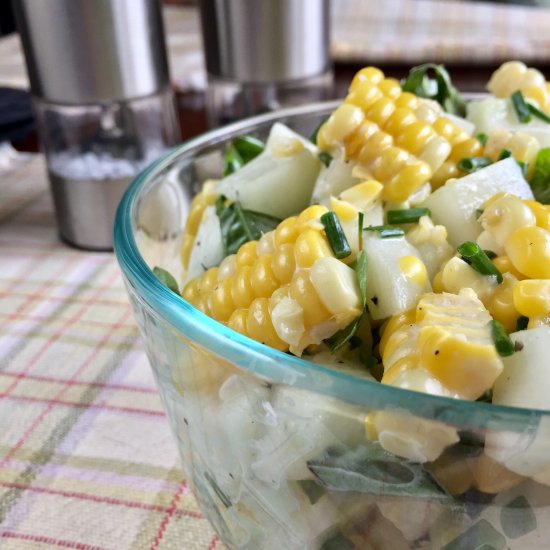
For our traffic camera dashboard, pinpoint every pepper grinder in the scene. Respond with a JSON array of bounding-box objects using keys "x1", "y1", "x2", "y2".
[
  {"x1": 198, "y1": 0, "x2": 333, "y2": 127},
  {"x1": 13, "y1": 0, "x2": 181, "y2": 250}
]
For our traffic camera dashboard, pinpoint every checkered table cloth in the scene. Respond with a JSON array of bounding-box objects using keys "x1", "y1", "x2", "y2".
[{"x1": 0, "y1": 149, "x2": 224, "y2": 549}]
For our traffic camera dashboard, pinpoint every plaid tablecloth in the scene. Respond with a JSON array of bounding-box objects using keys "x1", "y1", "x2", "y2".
[{"x1": 0, "y1": 148, "x2": 223, "y2": 549}]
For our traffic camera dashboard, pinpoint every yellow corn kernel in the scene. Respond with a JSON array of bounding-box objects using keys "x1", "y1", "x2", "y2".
[
  {"x1": 330, "y1": 197, "x2": 360, "y2": 222},
  {"x1": 399, "y1": 255, "x2": 428, "y2": 287},
  {"x1": 418, "y1": 135, "x2": 452, "y2": 172},
  {"x1": 488, "y1": 61, "x2": 529, "y2": 97},
  {"x1": 487, "y1": 274, "x2": 520, "y2": 333},
  {"x1": 513, "y1": 279, "x2": 550, "y2": 318},
  {"x1": 198, "y1": 267, "x2": 220, "y2": 293},
  {"x1": 524, "y1": 200, "x2": 550, "y2": 231},
  {"x1": 356, "y1": 131, "x2": 394, "y2": 165},
  {"x1": 321, "y1": 104, "x2": 365, "y2": 146},
  {"x1": 365, "y1": 97, "x2": 396, "y2": 127},
  {"x1": 381, "y1": 354, "x2": 419, "y2": 386},
  {"x1": 290, "y1": 271, "x2": 332, "y2": 326},
  {"x1": 218, "y1": 254, "x2": 237, "y2": 280},
  {"x1": 431, "y1": 160, "x2": 460, "y2": 190},
  {"x1": 383, "y1": 107, "x2": 416, "y2": 138},
  {"x1": 433, "y1": 117, "x2": 458, "y2": 142},
  {"x1": 246, "y1": 298, "x2": 287, "y2": 351},
  {"x1": 227, "y1": 309, "x2": 248, "y2": 335},
  {"x1": 340, "y1": 179, "x2": 383, "y2": 211},
  {"x1": 231, "y1": 265, "x2": 255, "y2": 308},
  {"x1": 396, "y1": 120, "x2": 437, "y2": 155},
  {"x1": 344, "y1": 120, "x2": 379, "y2": 159},
  {"x1": 345, "y1": 80, "x2": 384, "y2": 112},
  {"x1": 236, "y1": 241, "x2": 258, "y2": 267},
  {"x1": 274, "y1": 216, "x2": 299, "y2": 246},
  {"x1": 395, "y1": 92, "x2": 420, "y2": 110},
  {"x1": 449, "y1": 136, "x2": 483, "y2": 163},
  {"x1": 271, "y1": 243, "x2": 296, "y2": 285},
  {"x1": 250, "y1": 254, "x2": 279, "y2": 298},
  {"x1": 378, "y1": 77, "x2": 402, "y2": 100},
  {"x1": 506, "y1": 226, "x2": 550, "y2": 279},
  {"x1": 371, "y1": 146, "x2": 409, "y2": 181},
  {"x1": 294, "y1": 228, "x2": 332, "y2": 268},
  {"x1": 257, "y1": 231, "x2": 275, "y2": 256},
  {"x1": 210, "y1": 278, "x2": 235, "y2": 322},
  {"x1": 193, "y1": 293, "x2": 211, "y2": 315},
  {"x1": 492, "y1": 255, "x2": 525, "y2": 281},
  {"x1": 349, "y1": 66, "x2": 385, "y2": 91},
  {"x1": 522, "y1": 84, "x2": 548, "y2": 109},
  {"x1": 379, "y1": 309, "x2": 417, "y2": 357},
  {"x1": 432, "y1": 270, "x2": 444, "y2": 293},
  {"x1": 182, "y1": 278, "x2": 200, "y2": 302},
  {"x1": 296, "y1": 204, "x2": 329, "y2": 229},
  {"x1": 383, "y1": 161, "x2": 432, "y2": 202}
]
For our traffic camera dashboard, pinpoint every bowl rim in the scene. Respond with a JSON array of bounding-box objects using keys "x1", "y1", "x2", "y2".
[{"x1": 114, "y1": 100, "x2": 549, "y2": 428}]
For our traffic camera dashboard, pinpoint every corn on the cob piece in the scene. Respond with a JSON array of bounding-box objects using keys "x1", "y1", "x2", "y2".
[
  {"x1": 380, "y1": 288, "x2": 503, "y2": 401},
  {"x1": 487, "y1": 60, "x2": 550, "y2": 113},
  {"x1": 182, "y1": 205, "x2": 363, "y2": 356},
  {"x1": 180, "y1": 180, "x2": 219, "y2": 269}
]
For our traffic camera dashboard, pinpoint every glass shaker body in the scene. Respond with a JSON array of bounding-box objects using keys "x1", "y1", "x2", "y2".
[{"x1": 33, "y1": 88, "x2": 180, "y2": 250}]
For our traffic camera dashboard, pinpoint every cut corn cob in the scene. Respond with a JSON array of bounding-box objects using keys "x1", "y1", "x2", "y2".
[
  {"x1": 380, "y1": 288, "x2": 504, "y2": 401},
  {"x1": 182, "y1": 205, "x2": 363, "y2": 356},
  {"x1": 487, "y1": 60, "x2": 550, "y2": 113}
]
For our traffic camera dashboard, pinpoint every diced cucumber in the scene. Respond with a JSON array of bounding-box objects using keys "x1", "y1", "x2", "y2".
[
  {"x1": 215, "y1": 123, "x2": 321, "y2": 219},
  {"x1": 421, "y1": 158, "x2": 534, "y2": 248},
  {"x1": 362, "y1": 234, "x2": 431, "y2": 320}
]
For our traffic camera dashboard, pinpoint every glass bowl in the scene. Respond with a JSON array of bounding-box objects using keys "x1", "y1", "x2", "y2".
[{"x1": 114, "y1": 102, "x2": 550, "y2": 550}]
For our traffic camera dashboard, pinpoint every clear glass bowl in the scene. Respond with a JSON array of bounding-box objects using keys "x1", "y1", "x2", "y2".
[{"x1": 114, "y1": 102, "x2": 550, "y2": 550}]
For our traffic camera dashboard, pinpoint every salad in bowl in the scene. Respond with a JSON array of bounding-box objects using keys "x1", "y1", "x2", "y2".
[{"x1": 116, "y1": 61, "x2": 550, "y2": 549}]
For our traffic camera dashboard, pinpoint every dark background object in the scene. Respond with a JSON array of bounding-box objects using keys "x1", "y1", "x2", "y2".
[
  {"x1": 0, "y1": 87, "x2": 35, "y2": 143},
  {"x1": 0, "y1": 2, "x2": 15, "y2": 36}
]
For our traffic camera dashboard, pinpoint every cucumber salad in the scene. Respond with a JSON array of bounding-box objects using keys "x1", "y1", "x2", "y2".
[{"x1": 156, "y1": 62, "x2": 550, "y2": 549}]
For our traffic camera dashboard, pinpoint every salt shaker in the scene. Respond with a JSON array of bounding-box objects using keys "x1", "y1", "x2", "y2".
[
  {"x1": 198, "y1": 0, "x2": 333, "y2": 127},
  {"x1": 13, "y1": 0, "x2": 181, "y2": 250}
]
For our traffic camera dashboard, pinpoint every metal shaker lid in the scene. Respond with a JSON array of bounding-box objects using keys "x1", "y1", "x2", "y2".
[
  {"x1": 13, "y1": 0, "x2": 170, "y2": 104},
  {"x1": 199, "y1": 0, "x2": 330, "y2": 83}
]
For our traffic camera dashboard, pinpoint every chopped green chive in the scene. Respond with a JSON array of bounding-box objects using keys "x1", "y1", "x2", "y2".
[
  {"x1": 512, "y1": 90, "x2": 532, "y2": 123},
  {"x1": 355, "y1": 250, "x2": 368, "y2": 307},
  {"x1": 457, "y1": 156, "x2": 493, "y2": 173},
  {"x1": 310, "y1": 117, "x2": 328, "y2": 145},
  {"x1": 363, "y1": 225, "x2": 405, "y2": 238},
  {"x1": 321, "y1": 211, "x2": 352, "y2": 259},
  {"x1": 489, "y1": 320, "x2": 515, "y2": 357},
  {"x1": 499, "y1": 148, "x2": 512, "y2": 160},
  {"x1": 233, "y1": 135, "x2": 265, "y2": 164},
  {"x1": 223, "y1": 143, "x2": 244, "y2": 176},
  {"x1": 457, "y1": 241, "x2": 503, "y2": 283},
  {"x1": 153, "y1": 266, "x2": 179, "y2": 295},
  {"x1": 387, "y1": 207, "x2": 431, "y2": 224},
  {"x1": 517, "y1": 160, "x2": 529, "y2": 177},
  {"x1": 358, "y1": 211, "x2": 364, "y2": 250},
  {"x1": 475, "y1": 208, "x2": 484, "y2": 219},
  {"x1": 483, "y1": 249, "x2": 497, "y2": 260},
  {"x1": 516, "y1": 315, "x2": 529, "y2": 331},
  {"x1": 477, "y1": 132, "x2": 489, "y2": 146},
  {"x1": 319, "y1": 152, "x2": 333, "y2": 167},
  {"x1": 528, "y1": 102, "x2": 550, "y2": 124}
]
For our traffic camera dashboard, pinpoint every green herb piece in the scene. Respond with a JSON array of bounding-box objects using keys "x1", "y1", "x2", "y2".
[
  {"x1": 401, "y1": 63, "x2": 466, "y2": 116},
  {"x1": 477, "y1": 133, "x2": 489, "y2": 146},
  {"x1": 489, "y1": 320, "x2": 515, "y2": 357},
  {"x1": 363, "y1": 225, "x2": 405, "y2": 238},
  {"x1": 233, "y1": 135, "x2": 265, "y2": 164},
  {"x1": 326, "y1": 315, "x2": 363, "y2": 352},
  {"x1": 516, "y1": 315, "x2": 529, "y2": 331},
  {"x1": 152, "y1": 266, "x2": 179, "y2": 294},
  {"x1": 517, "y1": 160, "x2": 529, "y2": 177},
  {"x1": 476, "y1": 389, "x2": 493, "y2": 403},
  {"x1": 511, "y1": 90, "x2": 532, "y2": 123},
  {"x1": 483, "y1": 249, "x2": 497, "y2": 260},
  {"x1": 297, "y1": 480, "x2": 325, "y2": 505},
  {"x1": 215, "y1": 196, "x2": 281, "y2": 256},
  {"x1": 498, "y1": 148, "x2": 512, "y2": 160},
  {"x1": 528, "y1": 102, "x2": 550, "y2": 124},
  {"x1": 307, "y1": 443, "x2": 451, "y2": 500},
  {"x1": 358, "y1": 211, "x2": 364, "y2": 250},
  {"x1": 529, "y1": 147, "x2": 550, "y2": 204},
  {"x1": 359, "y1": 351, "x2": 378, "y2": 371},
  {"x1": 442, "y1": 520, "x2": 506, "y2": 550},
  {"x1": 475, "y1": 208, "x2": 484, "y2": 219},
  {"x1": 387, "y1": 207, "x2": 431, "y2": 224},
  {"x1": 321, "y1": 211, "x2": 352, "y2": 259},
  {"x1": 319, "y1": 151, "x2": 333, "y2": 167},
  {"x1": 320, "y1": 533, "x2": 355, "y2": 550},
  {"x1": 500, "y1": 495, "x2": 537, "y2": 539},
  {"x1": 355, "y1": 250, "x2": 368, "y2": 307},
  {"x1": 222, "y1": 144, "x2": 244, "y2": 176},
  {"x1": 457, "y1": 156, "x2": 493, "y2": 174},
  {"x1": 457, "y1": 241, "x2": 503, "y2": 283},
  {"x1": 310, "y1": 117, "x2": 328, "y2": 145}
]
